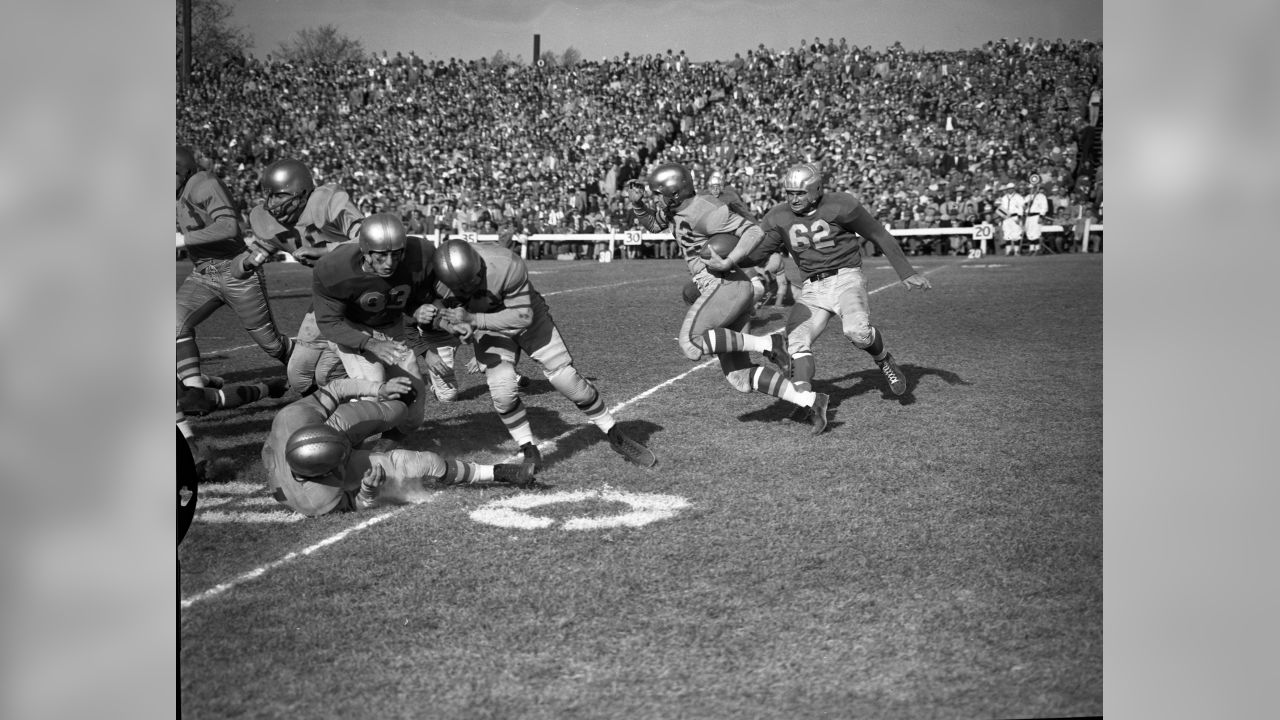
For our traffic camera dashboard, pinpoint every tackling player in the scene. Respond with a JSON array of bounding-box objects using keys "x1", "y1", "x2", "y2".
[
  {"x1": 311, "y1": 213, "x2": 437, "y2": 434},
  {"x1": 245, "y1": 158, "x2": 365, "y2": 395},
  {"x1": 629, "y1": 163, "x2": 830, "y2": 434},
  {"x1": 745, "y1": 162, "x2": 931, "y2": 412},
  {"x1": 426, "y1": 239, "x2": 656, "y2": 469},
  {"x1": 176, "y1": 145, "x2": 292, "y2": 389},
  {"x1": 264, "y1": 376, "x2": 536, "y2": 517}
]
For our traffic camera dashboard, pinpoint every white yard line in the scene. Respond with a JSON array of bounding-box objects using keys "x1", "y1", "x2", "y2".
[{"x1": 182, "y1": 264, "x2": 953, "y2": 608}]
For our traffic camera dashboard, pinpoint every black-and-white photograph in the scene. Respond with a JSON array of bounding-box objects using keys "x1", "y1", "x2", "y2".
[{"x1": 176, "y1": 1, "x2": 1104, "y2": 717}]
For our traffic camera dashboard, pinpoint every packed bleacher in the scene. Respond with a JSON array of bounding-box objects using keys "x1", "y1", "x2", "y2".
[{"x1": 177, "y1": 35, "x2": 1102, "y2": 257}]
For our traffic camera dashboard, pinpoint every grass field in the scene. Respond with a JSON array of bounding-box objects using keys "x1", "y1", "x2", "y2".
[{"x1": 178, "y1": 251, "x2": 1102, "y2": 719}]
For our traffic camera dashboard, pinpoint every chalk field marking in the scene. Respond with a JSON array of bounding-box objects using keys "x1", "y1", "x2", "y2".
[
  {"x1": 181, "y1": 509, "x2": 403, "y2": 608},
  {"x1": 184, "y1": 263, "x2": 955, "y2": 605},
  {"x1": 471, "y1": 489, "x2": 690, "y2": 531}
]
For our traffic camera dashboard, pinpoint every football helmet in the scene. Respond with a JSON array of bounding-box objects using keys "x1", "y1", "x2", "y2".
[
  {"x1": 781, "y1": 163, "x2": 824, "y2": 215},
  {"x1": 646, "y1": 163, "x2": 696, "y2": 215},
  {"x1": 176, "y1": 145, "x2": 199, "y2": 199},
  {"x1": 433, "y1": 239, "x2": 487, "y2": 297},
  {"x1": 706, "y1": 170, "x2": 724, "y2": 197},
  {"x1": 285, "y1": 424, "x2": 350, "y2": 480},
  {"x1": 359, "y1": 213, "x2": 407, "y2": 253},
  {"x1": 260, "y1": 158, "x2": 315, "y2": 226}
]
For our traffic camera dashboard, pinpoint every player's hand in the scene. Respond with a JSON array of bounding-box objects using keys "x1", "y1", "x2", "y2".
[
  {"x1": 360, "y1": 464, "x2": 386, "y2": 493},
  {"x1": 702, "y1": 247, "x2": 736, "y2": 273},
  {"x1": 465, "y1": 357, "x2": 484, "y2": 374},
  {"x1": 292, "y1": 246, "x2": 326, "y2": 266},
  {"x1": 419, "y1": 349, "x2": 449, "y2": 377},
  {"x1": 412, "y1": 303, "x2": 439, "y2": 326},
  {"x1": 450, "y1": 322, "x2": 476, "y2": 341},
  {"x1": 903, "y1": 274, "x2": 932, "y2": 291},
  {"x1": 440, "y1": 306, "x2": 476, "y2": 326},
  {"x1": 377, "y1": 376, "x2": 414, "y2": 400},
  {"x1": 368, "y1": 337, "x2": 410, "y2": 365}
]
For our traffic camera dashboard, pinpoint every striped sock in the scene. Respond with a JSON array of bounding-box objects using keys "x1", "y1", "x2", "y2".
[
  {"x1": 701, "y1": 329, "x2": 771, "y2": 354},
  {"x1": 498, "y1": 399, "x2": 536, "y2": 446},
  {"x1": 573, "y1": 386, "x2": 615, "y2": 434},
  {"x1": 752, "y1": 366, "x2": 815, "y2": 407}
]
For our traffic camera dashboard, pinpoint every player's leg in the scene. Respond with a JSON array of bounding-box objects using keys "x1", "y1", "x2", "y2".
[
  {"x1": 682, "y1": 276, "x2": 787, "y2": 369},
  {"x1": 327, "y1": 397, "x2": 408, "y2": 446},
  {"x1": 376, "y1": 450, "x2": 536, "y2": 496},
  {"x1": 787, "y1": 278, "x2": 836, "y2": 393},
  {"x1": 175, "y1": 270, "x2": 224, "y2": 388},
  {"x1": 288, "y1": 312, "x2": 328, "y2": 395},
  {"x1": 719, "y1": 350, "x2": 829, "y2": 435},
  {"x1": 835, "y1": 268, "x2": 907, "y2": 396},
  {"x1": 406, "y1": 323, "x2": 460, "y2": 403},
  {"x1": 220, "y1": 262, "x2": 292, "y2": 366},
  {"x1": 522, "y1": 309, "x2": 655, "y2": 467},
  {"x1": 474, "y1": 332, "x2": 538, "y2": 463}
]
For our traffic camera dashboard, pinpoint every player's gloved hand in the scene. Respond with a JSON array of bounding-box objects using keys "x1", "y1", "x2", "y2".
[
  {"x1": 292, "y1": 246, "x2": 326, "y2": 266},
  {"x1": 419, "y1": 349, "x2": 449, "y2": 377},
  {"x1": 412, "y1": 303, "x2": 439, "y2": 326},
  {"x1": 440, "y1": 307, "x2": 476, "y2": 326},
  {"x1": 624, "y1": 179, "x2": 648, "y2": 207},
  {"x1": 368, "y1": 337, "x2": 410, "y2": 365},
  {"x1": 377, "y1": 377, "x2": 414, "y2": 400},
  {"x1": 903, "y1": 274, "x2": 932, "y2": 291}
]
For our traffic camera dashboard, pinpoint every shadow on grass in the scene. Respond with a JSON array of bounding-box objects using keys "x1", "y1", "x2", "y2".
[{"x1": 823, "y1": 362, "x2": 971, "y2": 406}]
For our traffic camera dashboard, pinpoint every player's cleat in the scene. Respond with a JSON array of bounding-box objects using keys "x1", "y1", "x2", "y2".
[
  {"x1": 790, "y1": 404, "x2": 812, "y2": 422},
  {"x1": 808, "y1": 393, "x2": 830, "y2": 435},
  {"x1": 607, "y1": 426, "x2": 657, "y2": 467},
  {"x1": 493, "y1": 462, "x2": 538, "y2": 488},
  {"x1": 520, "y1": 442, "x2": 542, "y2": 471},
  {"x1": 517, "y1": 374, "x2": 532, "y2": 389},
  {"x1": 763, "y1": 332, "x2": 792, "y2": 377},
  {"x1": 265, "y1": 378, "x2": 289, "y2": 398},
  {"x1": 876, "y1": 353, "x2": 907, "y2": 396}
]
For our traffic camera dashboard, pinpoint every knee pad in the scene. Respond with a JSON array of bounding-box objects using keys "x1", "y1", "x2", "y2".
[
  {"x1": 724, "y1": 366, "x2": 754, "y2": 393},
  {"x1": 843, "y1": 316, "x2": 874, "y2": 348},
  {"x1": 487, "y1": 362, "x2": 521, "y2": 413},
  {"x1": 545, "y1": 365, "x2": 595, "y2": 406}
]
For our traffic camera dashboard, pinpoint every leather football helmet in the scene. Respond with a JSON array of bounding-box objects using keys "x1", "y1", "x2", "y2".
[
  {"x1": 781, "y1": 163, "x2": 824, "y2": 215},
  {"x1": 706, "y1": 170, "x2": 724, "y2": 197},
  {"x1": 285, "y1": 424, "x2": 350, "y2": 480},
  {"x1": 433, "y1": 239, "x2": 486, "y2": 297},
  {"x1": 359, "y1": 213, "x2": 407, "y2": 253},
  {"x1": 260, "y1": 158, "x2": 315, "y2": 226},
  {"x1": 177, "y1": 146, "x2": 199, "y2": 199},
  {"x1": 646, "y1": 163, "x2": 696, "y2": 215}
]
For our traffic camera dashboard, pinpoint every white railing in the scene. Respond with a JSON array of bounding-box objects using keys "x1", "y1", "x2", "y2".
[{"x1": 176, "y1": 223, "x2": 1104, "y2": 261}]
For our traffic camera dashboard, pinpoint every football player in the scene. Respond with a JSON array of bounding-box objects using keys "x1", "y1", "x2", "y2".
[
  {"x1": 311, "y1": 214, "x2": 437, "y2": 434},
  {"x1": 628, "y1": 163, "x2": 830, "y2": 434},
  {"x1": 745, "y1": 162, "x2": 931, "y2": 411},
  {"x1": 427, "y1": 239, "x2": 656, "y2": 469},
  {"x1": 264, "y1": 376, "x2": 537, "y2": 517},
  {"x1": 175, "y1": 145, "x2": 293, "y2": 389},
  {"x1": 245, "y1": 158, "x2": 365, "y2": 395},
  {"x1": 699, "y1": 170, "x2": 782, "y2": 311}
]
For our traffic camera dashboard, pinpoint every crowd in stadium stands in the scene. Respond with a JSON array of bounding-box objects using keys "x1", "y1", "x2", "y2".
[{"x1": 178, "y1": 35, "x2": 1103, "y2": 258}]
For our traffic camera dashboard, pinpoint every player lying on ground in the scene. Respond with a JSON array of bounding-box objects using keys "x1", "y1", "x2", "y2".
[{"x1": 263, "y1": 376, "x2": 537, "y2": 517}]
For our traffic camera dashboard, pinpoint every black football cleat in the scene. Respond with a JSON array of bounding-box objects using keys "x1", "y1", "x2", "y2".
[
  {"x1": 607, "y1": 426, "x2": 657, "y2": 468},
  {"x1": 520, "y1": 442, "x2": 543, "y2": 471},
  {"x1": 876, "y1": 353, "x2": 907, "y2": 396},
  {"x1": 493, "y1": 462, "x2": 538, "y2": 488},
  {"x1": 265, "y1": 378, "x2": 290, "y2": 398},
  {"x1": 808, "y1": 393, "x2": 830, "y2": 435}
]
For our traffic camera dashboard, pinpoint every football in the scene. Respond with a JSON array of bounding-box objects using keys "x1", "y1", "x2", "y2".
[{"x1": 698, "y1": 232, "x2": 741, "y2": 261}]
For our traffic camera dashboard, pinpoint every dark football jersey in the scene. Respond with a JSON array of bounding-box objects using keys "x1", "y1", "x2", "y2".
[
  {"x1": 312, "y1": 237, "x2": 436, "y2": 347},
  {"x1": 752, "y1": 192, "x2": 868, "y2": 277}
]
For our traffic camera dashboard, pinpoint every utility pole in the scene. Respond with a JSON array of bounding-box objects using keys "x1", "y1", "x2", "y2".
[{"x1": 181, "y1": 0, "x2": 192, "y2": 95}]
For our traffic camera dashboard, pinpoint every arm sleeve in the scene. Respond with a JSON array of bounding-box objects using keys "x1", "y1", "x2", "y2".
[
  {"x1": 472, "y1": 256, "x2": 534, "y2": 334},
  {"x1": 184, "y1": 177, "x2": 241, "y2": 246},
  {"x1": 845, "y1": 205, "x2": 919, "y2": 281},
  {"x1": 744, "y1": 222, "x2": 787, "y2": 266},
  {"x1": 630, "y1": 202, "x2": 669, "y2": 232},
  {"x1": 326, "y1": 189, "x2": 365, "y2": 242},
  {"x1": 312, "y1": 275, "x2": 373, "y2": 350}
]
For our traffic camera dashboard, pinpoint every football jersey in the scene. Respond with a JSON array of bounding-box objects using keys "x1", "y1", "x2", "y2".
[
  {"x1": 312, "y1": 236, "x2": 436, "y2": 348},
  {"x1": 433, "y1": 244, "x2": 546, "y2": 334},
  {"x1": 177, "y1": 171, "x2": 243, "y2": 262},
  {"x1": 249, "y1": 184, "x2": 363, "y2": 252},
  {"x1": 667, "y1": 194, "x2": 755, "y2": 280},
  {"x1": 750, "y1": 192, "x2": 917, "y2": 281}
]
